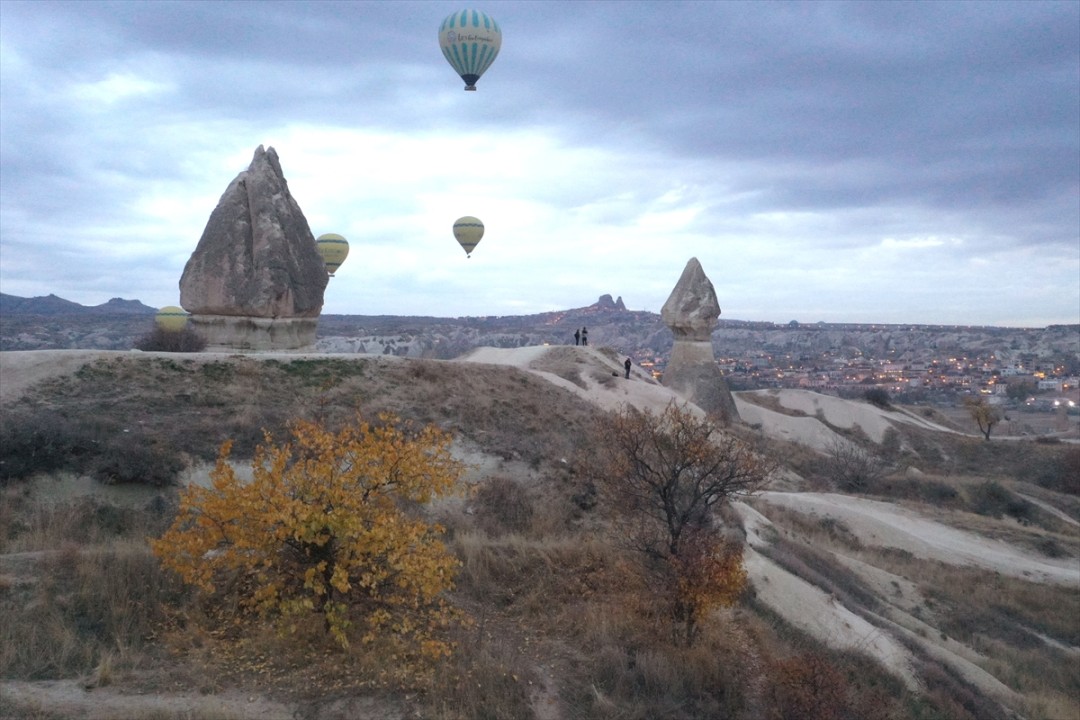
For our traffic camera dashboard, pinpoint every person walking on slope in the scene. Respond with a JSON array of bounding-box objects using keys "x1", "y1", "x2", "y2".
[
  {"x1": 574, "y1": 329, "x2": 580, "y2": 346},
  {"x1": 624, "y1": 357, "x2": 632, "y2": 379},
  {"x1": 581, "y1": 327, "x2": 588, "y2": 346}
]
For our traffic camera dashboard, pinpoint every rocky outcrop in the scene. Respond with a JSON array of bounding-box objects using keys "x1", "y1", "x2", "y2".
[
  {"x1": 661, "y1": 258, "x2": 720, "y2": 341},
  {"x1": 660, "y1": 258, "x2": 740, "y2": 423},
  {"x1": 179, "y1": 145, "x2": 328, "y2": 350},
  {"x1": 593, "y1": 294, "x2": 627, "y2": 311}
]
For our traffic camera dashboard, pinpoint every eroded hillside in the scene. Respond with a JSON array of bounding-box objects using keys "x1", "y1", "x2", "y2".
[{"x1": 1, "y1": 348, "x2": 1078, "y2": 720}]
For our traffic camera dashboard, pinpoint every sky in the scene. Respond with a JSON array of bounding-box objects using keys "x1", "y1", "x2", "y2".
[{"x1": 1, "y1": 1, "x2": 1078, "y2": 327}]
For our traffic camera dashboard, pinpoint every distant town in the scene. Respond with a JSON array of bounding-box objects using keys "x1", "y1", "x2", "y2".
[{"x1": 3, "y1": 291, "x2": 1077, "y2": 420}]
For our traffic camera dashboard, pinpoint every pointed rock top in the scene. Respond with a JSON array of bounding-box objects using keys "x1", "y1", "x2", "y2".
[
  {"x1": 661, "y1": 257, "x2": 720, "y2": 340},
  {"x1": 179, "y1": 145, "x2": 327, "y2": 319}
]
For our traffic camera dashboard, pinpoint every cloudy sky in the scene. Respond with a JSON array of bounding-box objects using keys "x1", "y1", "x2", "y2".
[{"x1": 1, "y1": 1, "x2": 1077, "y2": 327}]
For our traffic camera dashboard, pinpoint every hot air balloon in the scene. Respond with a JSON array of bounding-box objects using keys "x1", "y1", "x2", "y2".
[
  {"x1": 155, "y1": 306, "x2": 189, "y2": 332},
  {"x1": 316, "y1": 233, "x2": 350, "y2": 276},
  {"x1": 439, "y1": 9, "x2": 501, "y2": 91},
  {"x1": 453, "y1": 216, "x2": 484, "y2": 257}
]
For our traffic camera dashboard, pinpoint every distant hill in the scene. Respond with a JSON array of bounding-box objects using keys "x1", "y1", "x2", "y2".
[{"x1": 0, "y1": 293, "x2": 157, "y2": 316}]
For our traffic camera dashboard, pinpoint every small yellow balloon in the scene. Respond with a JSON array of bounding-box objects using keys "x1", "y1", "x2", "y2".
[
  {"x1": 316, "y1": 233, "x2": 350, "y2": 276},
  {"x1": 453, "y1": 216, "x2": 484, "y2": 257},
  {"x1": 156, "y1": 306, "x2": 189, "y2": 332}
]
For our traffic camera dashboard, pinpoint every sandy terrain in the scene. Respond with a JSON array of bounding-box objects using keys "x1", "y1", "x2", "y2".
[
  {"x1": 734, "y1": 388, "x2": 958, "y2": 451},
  {"x1": 755, "y1": 491, "x2": 1080, "y2": 586},
  {"x1": 734, "y1": 501, "x2": 1026, "y2": 706},
  {"x1": 462, "y1": 345, "x2": 687, "y2": 416}
]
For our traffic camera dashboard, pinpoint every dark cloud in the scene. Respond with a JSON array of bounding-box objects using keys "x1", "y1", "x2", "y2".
[{"x1": 0, "y1": 0, "x2": 1076, "y2": 324}]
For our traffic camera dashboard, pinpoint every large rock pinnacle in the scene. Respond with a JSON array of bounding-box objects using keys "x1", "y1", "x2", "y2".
[
  {"x1": 660, "y1": 258, "x2": 740, "y2": 424},
  {"x1": 179, "y1": 145, "x2": 327, "y2": 319},
  {"x1": 178, "y1": 145, "x2": 329, "y2": 350}
]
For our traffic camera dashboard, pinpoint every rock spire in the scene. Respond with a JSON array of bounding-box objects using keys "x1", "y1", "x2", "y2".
[
  {"x1": 660, "y1": 258, "x2": 740, "y2": 423},
  {"x1": 179, "y1": 145, "x2": 328, "y2": 350}
]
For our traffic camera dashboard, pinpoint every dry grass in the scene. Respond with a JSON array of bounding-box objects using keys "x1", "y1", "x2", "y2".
[
  {"x1": 3, "y1": 352, "x2": 1077, "y2": 719},
  {"x1": 0, "y1": 538, "x2": 179, "y2": 680},
  {"x1": 2, "y1": 355, "x2": 608, "y2": 484}
]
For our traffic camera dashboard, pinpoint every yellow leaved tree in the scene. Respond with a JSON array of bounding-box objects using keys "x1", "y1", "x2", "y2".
[{"x1": 151, "y1": 412, "x2": 463, "y2": 659}]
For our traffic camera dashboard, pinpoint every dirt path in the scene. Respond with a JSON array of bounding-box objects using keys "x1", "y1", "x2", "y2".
[{"x1": 0, "y1": 681, "x2": 298, "y2": 720}]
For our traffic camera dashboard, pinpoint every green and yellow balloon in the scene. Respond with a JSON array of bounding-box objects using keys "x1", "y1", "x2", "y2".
[
  {"x1": 316, "y1": 233, "x2": 350, "y2": 276},
  {"x1": 439, "y1": 9, "x2": 501, "y2": 91},
  {"x1": 453, "y1": 216, "x2": 484, "y2": 257},
  {"x1": 155, "y1": 305, "x2": 189, "y2": 332}
]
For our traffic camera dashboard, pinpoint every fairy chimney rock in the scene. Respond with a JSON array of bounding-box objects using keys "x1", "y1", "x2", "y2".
[
  {"x1": 661, "y1": 257, "x2": 720, "y2": 341},
  {"x1": 179, "y1": 145, "x2": 327, "y2": 319},
  {"x1": 178, "y1": 146, "x2": 328, "y2": 350},
  {"x1": 660, "y1": 258, "x2": 739, "y2": 424}
]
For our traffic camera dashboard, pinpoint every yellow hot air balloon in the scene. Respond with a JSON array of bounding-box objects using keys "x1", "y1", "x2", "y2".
[
  {"x1": 316, "y1": 233, "x2": 350, "y2": 276},
  {"x1": 439, "y1": 9, "x2": 502, "y2": 91},
  {"x1": 453, "y1": 216, "x2": 484, "y2": 257},
  {"x1": 155, "y1": 306, "x2": 189, "y2": 332}
]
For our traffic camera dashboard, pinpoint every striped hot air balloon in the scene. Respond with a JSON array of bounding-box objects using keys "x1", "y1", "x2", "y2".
[
  {"x1": 452, "y1": 216, "x2": 484, "y2": 257},
  {"x1": 316, "y1": 233, "x2": 350, "y2": 276},
  {"x1": 439, "y1": 9, "x2": 501, "y2": 91},
  {"x1": 155, "y1": 306, "x2": 189, "y2": 332}
]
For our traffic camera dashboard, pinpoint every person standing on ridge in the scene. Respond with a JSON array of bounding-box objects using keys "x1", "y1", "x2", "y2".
[
  {"x1": 625, "y1": 357, "x2": 632, "y2": 379},
  {"x1": 574, "y1": 329, "x2": 580, "y2": 346},
  {"x1": 581, "y1": 327, "x2": 588, "y2": 346}
]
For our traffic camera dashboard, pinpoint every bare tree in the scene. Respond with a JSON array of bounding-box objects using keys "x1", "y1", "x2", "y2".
[{"x1": 582, "y1": 401, "x2": 772, "y2": 644}]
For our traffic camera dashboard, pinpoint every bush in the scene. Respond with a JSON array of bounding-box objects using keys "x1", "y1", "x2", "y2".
[
  {"x1": 766, "y1": 652, "x2": 847, "y2": 720},
  {"x1": 864, "y1": 388, "x2": 891, "y2": 409},
  {"x1": 472, "y1": 475, "x2": 534, "y2": 536},
  {"x1": 1035, "y1": 447, "x2": 1080, "y2": 495},
  {"x1": 152, "y1": 413, "x2": 465, "y2": 661},
  {"x1": 133, "y1": 326, "x2": 207, "y2": 352},
  {"x1": 967, "y1": 481, "x2": 1036, "y2": 523},
  {"x1": 0, "y1": 410, "x2": 186, "y2": 486},
  {"x1": 823, "y1": 438, "x2": 887, "y2": 493},
  {"x1": 88, "y1": 433, "x2": 185, "y2": 486},
  {"x1": 0, "y1": 410, "x2": 95, "y2": 482}
]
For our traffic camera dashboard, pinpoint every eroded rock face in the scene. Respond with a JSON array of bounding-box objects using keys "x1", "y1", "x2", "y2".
[
  {"x1": 661, "y1": 258, "x2": 739, "y2": 423},
  {"x1": 179, "y1": 145, "x2": 327, "y2": 320},
  {"x1": 660, "y1": 257, "x2": 720, "y2": 341}
]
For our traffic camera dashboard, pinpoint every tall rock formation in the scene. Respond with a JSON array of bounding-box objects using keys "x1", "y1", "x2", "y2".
[
  {"x1": 660, "y1": 258, "x2": 740, "y2": 423},
  {"x1": 179, "y1": 145, "x2": 328, "y2": 350}
]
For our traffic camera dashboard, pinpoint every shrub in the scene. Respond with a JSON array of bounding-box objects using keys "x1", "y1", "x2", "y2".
[
  {"x1": 823, "y1": 438, "x2": 888, "y2": 493},
  {"x1": 88, "y1": 433, "x2": 185, "y2": 486},
  {"x1": 1035, "y1": 447, "x2": 1080, "y2": 495},
  {"x1": 967, "y1": 481, "x2": 1036, "y2": 523},
  {"x1": 133, "y1": 326, "x2": 207, "y2": 352},
  {"x1": 0, "y1": 409, "x2": 187, "y2": 487},
  {"x1": 152, "y1": 413, "x2": 465, "y2": 666},
  {"x1": 864, "y1": 388, "x2": 891, "y2": 409},
  {"x1": 471, "y1": 475, "x2": 534, "y2": 536},
  {"x1": 766, "y1": 652, "x2": 847, "y2": 720}
]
